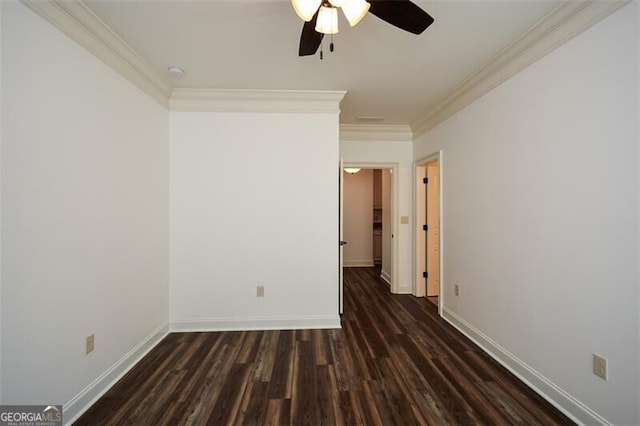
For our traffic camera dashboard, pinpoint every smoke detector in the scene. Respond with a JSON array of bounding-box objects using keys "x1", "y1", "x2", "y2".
[{"x1": 167, "y1": 66, "x2": 185, "y2": 79}]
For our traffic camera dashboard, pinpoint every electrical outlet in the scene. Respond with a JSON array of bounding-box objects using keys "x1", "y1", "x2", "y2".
[
  {"x1": 454, "y1": 284, "x2": 460, "y2": 297},
  {"x1": 86, "y1": 334, "x2": 95, "y2": 354},
  {"x1": 593, "y1": 353, "x2": 608, "y2": 380},
  {"x1": 256, "y1": 285, "x2": 265, "y2": 297}
]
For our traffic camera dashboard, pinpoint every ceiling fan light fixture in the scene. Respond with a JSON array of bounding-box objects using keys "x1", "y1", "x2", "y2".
[
  {"x1": 315, "y1": 5, "x2": 339, "y2": 34},
  {"x1": 344, "y1": 168, "x2": 362, "y2": 174},
  {"x1": 341, "y1": 0, "x2": 370, "y2": 27},
  {"x1": 291, "y1": 0, "x2": 321, "y2": 21}
]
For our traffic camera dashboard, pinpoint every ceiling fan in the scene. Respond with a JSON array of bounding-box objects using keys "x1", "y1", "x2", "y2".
[{"x1": 292, "y1": 0, "x2": 435, "y2": 57}]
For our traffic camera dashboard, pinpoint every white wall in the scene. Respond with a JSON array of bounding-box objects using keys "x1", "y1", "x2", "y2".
[
  {"x1": 1, "y1": 0, "x2": 169, "y2": 417},
  {"x1": 340, "y1": 138, "x2": 413, "y2": 293},
  {"x1": 170, "y1": 111, "x2": 341, "y2": 330},
  {"x1": 414, "y1": 4, "x2": 638, "y2": 424},
  {"x1": 0, "y1": 1, "x2": 4, "y2": 405},
  {"x1": 343, "y1": 170, "x2": 373, "y2": 266},
  {"x1": 637, "y1": 3, "x2": 640, "y2": 421}
]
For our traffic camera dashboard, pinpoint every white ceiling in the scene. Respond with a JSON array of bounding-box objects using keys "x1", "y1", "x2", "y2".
[{"x1": 84, "y1": 0, "x2": 562, "y2": 125}]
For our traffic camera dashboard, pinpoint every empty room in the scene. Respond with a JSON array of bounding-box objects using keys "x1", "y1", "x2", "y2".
[{"x1": 1, "y1": 0, "x2": 639, "y2": 425}]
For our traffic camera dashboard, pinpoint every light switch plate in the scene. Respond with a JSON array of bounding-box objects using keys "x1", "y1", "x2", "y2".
[
  {"x1": 86, "y1": 334, "x2": 95, "y2": 354},
  {"x1": 593, "y1": 353, "x2": 607, "y2": 380}
]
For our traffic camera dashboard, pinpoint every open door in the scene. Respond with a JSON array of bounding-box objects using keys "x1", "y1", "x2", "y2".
[
  {"x1": 415, "y1": 153, "x2": 442, "y2": 305},
  {"x1": 342, "y1": 163, "x2": 398, "y2": 294},
  {"x1": 338, "y1": 158, "x2": 345, "y2": 314},
  {"x1": 426, "y1": 162, "x2": 440, "y2": 296}
]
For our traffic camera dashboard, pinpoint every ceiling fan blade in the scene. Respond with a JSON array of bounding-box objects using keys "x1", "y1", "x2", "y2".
[
  {"x1": 299, "y1": 10, "x2": 323, "y2": 56},
  {"x1": 368, "y1": 0, "x2": 434, "y2": 35}
]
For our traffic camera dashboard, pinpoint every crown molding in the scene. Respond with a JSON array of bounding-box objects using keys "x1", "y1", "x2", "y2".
[
  {"x1": 21, "y1": 0, "x2": 172, "y2": 107},
  {"x1": 411, "y1": 0, "x2": 630, "y2": 138},
  {"x1": 340, "y1": 124, "x2": 413, "y2": 142},
  {"x1": 170, "y1": 89, "x2": 346, "y2": 113},
  {"x1": 21, "y1": 0, "x2": 627, "y2": 127}
]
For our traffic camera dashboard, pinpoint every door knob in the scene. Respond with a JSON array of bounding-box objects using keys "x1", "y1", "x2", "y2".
[{"x1": 340, "y1": 241, "x2": 348, "y2": 246}]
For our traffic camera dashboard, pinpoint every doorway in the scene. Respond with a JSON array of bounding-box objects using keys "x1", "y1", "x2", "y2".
[
  {"x1": 341, "y1": 163, "x2": 398, "y2": 294},
  {"x1": 415, "y1": 154, "x2": 442, "y2": 311}
]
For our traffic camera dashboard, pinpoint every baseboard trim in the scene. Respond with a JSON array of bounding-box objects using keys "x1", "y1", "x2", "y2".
[
  {"x1": 63, "y1": 322, "x2": 170, "y2": 425},
  {"x1": 343, "y1": 260, "x2": 375, "y2": 267},
  {"x1": 380, "y1": 269, "x2": 392, "y2": 285},
  {"x1": 441, "y1": 308, "x2": 611, "y2": 426},
  {"x1": 171, "y1": 315, "x2": 342, "y2": 332}
]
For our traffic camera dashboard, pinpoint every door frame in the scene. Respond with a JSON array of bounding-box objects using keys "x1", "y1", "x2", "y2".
[
  {"x1": 414, "y1": 152, "x2": 443, "y2": 314},
  {"x1": 342, "y1": 162, "x2": 400, "y2": 294}
]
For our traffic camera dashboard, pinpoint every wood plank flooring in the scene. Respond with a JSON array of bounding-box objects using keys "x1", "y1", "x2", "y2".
[{"x1": 75, "y1": 268, "x2": 573, "y2": 425}]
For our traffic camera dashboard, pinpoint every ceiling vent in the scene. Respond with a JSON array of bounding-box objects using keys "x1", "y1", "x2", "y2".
[{"x1": 355, "y1": 116, "x2": 385, "y2": 123}]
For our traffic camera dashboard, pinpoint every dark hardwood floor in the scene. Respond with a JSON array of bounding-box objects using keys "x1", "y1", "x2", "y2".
[{"x1": 75, "y1": 267, "x2": 573, "y2": 425}]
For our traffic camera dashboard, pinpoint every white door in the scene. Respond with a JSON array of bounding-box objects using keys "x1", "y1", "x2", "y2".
[
  {"x1": 426, "y1": 162, "x2": 440, "y2": 296},
  {"x1": 339, "y1": 159, "x2": 345, "y2": 314}
]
